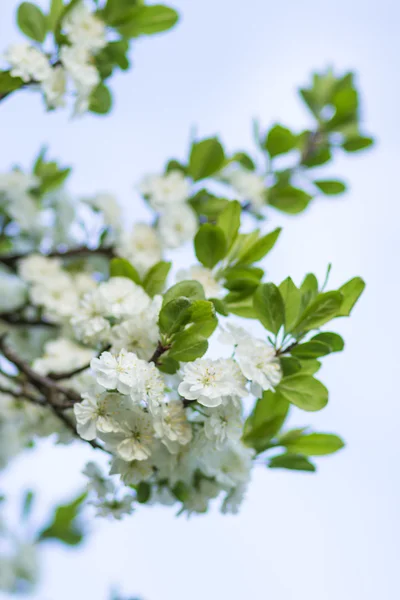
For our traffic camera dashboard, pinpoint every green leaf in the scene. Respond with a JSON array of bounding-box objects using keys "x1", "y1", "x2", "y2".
[
  {"x1": 268, "y1": 186, "x2": 312, "y2": 214},
  {"x1": 48, "y1": 0, "x2": 64, "y2": 30},
  {"x1": 294, "y1": 291, "x2": 343, "y2": 333},
  {"x1": 17, "y1": 2, "x2": 47, "y2": 42},
  {"x1": 298, "y1": 359, "x2": 321, "y2": 375},
  {"x1": 168, "y1": 331, "x2": 208, "y2": 362},
  {"x1": 159, "y1": 297, "x2": 192, "y2": 335},
  {"x1": 89, "y1": 83, "x2": 112, "y2": 115},
  {"x1": 278, "y1": 374, "x2": 328, "y2": 411},
  {"x1": 189, "y1": 137, "x2": 225, "y2": 181},
  {"x1": 311, "y1": 332, "x2": 344, "y2": 352},
  {"x1": 264, "y1": 124, "x2": 297, "y2": 157},
  {"x1": 300, "y1": 273, "x2": 318, "y2": 310},
  {"x1": 22, "y1": 490, "x2": 35, "y2": 520},
  {"x1": 285, "y1": 433, "x2": 345, "y2": 456},
  {"x1": 291, "y1": 340, "x2": 332, "y2": 359},
  {"x1": 223, "y1": 267, "x2": 262, "y2": 293},
  {"x1": 109, "y1": 258, "x2": 141, "y2": 284},
  {"x1": 102, "y1": 0, "x2": 138, "y2": 26},
  {"x1": 314, "y1": 180, "x2": 347, "y2": 195},
  {"x1": 39, "y1": 492, "x2": 86, "y2": 546},
  {"x1": 189, "y1": 190, "x2": 229, "y2": 219},
  {"x1": 268, "y1": 453, "x2": 316, "y2": 472},
  {"x1": 224, "y1": 296, "x2": 257, "y2": 318},
  {"x1": 136, "y1": 481, "x2": 151, "y2": 503},
  {"x1": 342, "y1": 136, "x2": 374, "y2": 152},
  {"x1": 210, "y1": 297, "x2": 229, "y2": 316},
  {"x1": 186, "y1": 300, "x2": 218, "y2": 336},
  {"x1": 243, "y1": 390, "x2": 289, "y2": 453},
  {"x1": 231, "y1": 151, "x2": 255, "y2": 170},
  {"x1": 236, "y1": 227, "x2": 282, "y2": 265},
  {"x1": 253, "y1": 283, "x2": 285, "y2": 335},
  {"x1": 279, "y1": 356, "x2": 301, "y2": 377},
  {"x1": 0, "y1": 71, "x2": 24, "y2": 93},
  {"x1": 194, "y1": 224, "x2": 227, "y2": 269},
  {"x1": 172, "y1": 481, "x2": 189, "y2": 502},
  {"x1": 302, "y1": 146, "x2": 331, "y2": 168},
  {"x1": 336, "y1": 277, "x2": 365, "y2": 316},
  {"x1": 217, "y1": 201, "x2": 241, "y2": 251},
  {"x1": 143, "y1": 261, "x2": 171, "y2": 297},
  {"x1": 163, "y1": 280, "x2": 205, "y2": 305},
  {"x1": 157, "y1": 356, "x2": 179, "y2": 374},
  {"x1": 117, "y1": 4, "x2": 179, "y2": 37},
  {"x1": 279, "y1": 277, "x2": 301, "y2": 332}
]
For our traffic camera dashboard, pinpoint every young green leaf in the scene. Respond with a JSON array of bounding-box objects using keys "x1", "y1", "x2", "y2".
[
  {"x1": 342, "y1": 136, "x2": 374, "y2": 152},
  {"x1": 336, "y1": 277, "x2": 365, "y2": 316},
  {"x1": 194, "y1": 224, "x2": 227, "y2": 269},
  {"x1": 284, "y1": 433, "x2": 344, "y2": 456},
  {"x1": 253, "y1": 283, "x2": 285, "y2": 335},
  {"x1": 163, "y1": 280, "x2": 205, "y2": 305},
  {"x1": 117, "y1": 4, "x2": 179, "y2": 37},
  {"x1": 89, "y1": 83, "x2": 112, "y2": 115},
  {"x1": 159, "y1": 297, "x2": 192, "y2": 335},
  {"x1": 279, "y1": 277, "x2": 301, "y2": 332},
  {"x1": 314, "y1": 179, "x2": 347, "y2": 195},
  {"x1": 268, "y1": 186, "x2": 312, "y2": 214},
  {"x1": 311, "y1": 332, "x2": 344, "y2": 352},
  {"x1": 243, "y1": 390, "x2": 289, "y2": 453},
  {"x1": 294, "y1": 291, "x2": 343, "y2": 333},
  {"x1": 0, "y1": 71, "x2": 24, "y2": 94},
  {"x1": 264, "y1": 124, "x2": 297, "y2": 157},
  {"x1": 268, "y1": 453, "x2": 316, "y2": 472},
  {"x1": 17, "y1": 2, "x2": 47, "y2": 42},
  {"x1": 236, "y1": 227, "x2": 282, "y2": 264},
  {"x1": 189, "y1": 137, "x2": 225, "y2": 181},
  {"x1": 168, "y1": 331, "x2": 208, "y2": 362},
  {"x1": 48, "y1": 0, "x2": 64, "y2": 30},
  {"x1": 109, "y1": 258, "x2": 141, "y2": 284},
  {"x1": 217, "y1": 200, "x2": 241, "y2": 250},
  {"x1": 278, "y1": 374, "x2": 328, "y2": 411},
  {"x1": 291, "y1": 340, "x2": 332, "y2": 359},
  {"x1": 143, "y1": 261, "x2": 171, "y2": 297}
]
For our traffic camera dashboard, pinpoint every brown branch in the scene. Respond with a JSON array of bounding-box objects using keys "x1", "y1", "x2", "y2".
[
  {"x1": 0, "y1": 312, "x2": 57, "y2": 328},
  {"x1": 0, "y1": 245, "x2": 116, "y2": 268},
  {"x1": 0, "y1": 384, "x2": 46, "y2": 406},
  {"x1": 0, "y1": 334, "x2": 81, "y2": 407},
  {"x1": 48, "y1": 363, "x2": 91, "y2": 381},
  {"x1": 149, "y1": 341, "x2": 170, "y2": 365},
  {"x1": 276, "y1": 341, "x2": 299, "y2": 356}
]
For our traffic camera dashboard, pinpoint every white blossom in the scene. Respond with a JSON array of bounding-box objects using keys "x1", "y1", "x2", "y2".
[
  {"x1": 82, "y1": 461, "x2": 114, "y2": 497},
  {"x1": 204, "y1": 402, "x2": 243, "y2": 449},
  {"x1": 33, "y1": 338, "x2": 94, "y2": 376},
  {"x1": 178, "y1": 358, "x2": 246, "y2": 408},
  {"x1": 153, "y1": 401, "x2": 192, "y2": 451},
  {"x1": 97, "y1": 277, "x2": 151, "y2": 319},
  {"x1": 110, "y1": 457, "x2": 153, "y2": 485},
  {"x1": 236, "y1": 338, "x2": 282, "y2": 395},
  {"x1": 91, "y1": 349, "x2": 137, "y2": 394},
  {"x1": 110, "y1": 296, "x2": 161, "y2": 360},
  {"x1": 84, "y1": 192, "x2": 121, "y2": 230},
  {"x1": 18, "y1": 255, "x2": 63, "y2": 284},
  {"x1": 0, "y1": 171, "x2": 38, "y2": 195},
  {"x1": 74, "y1": 387, "x2": 126, "y2": 440},
  {"x1": 62, "y1": 2, "x2": 107, "y2": 52},
  {"x1": 42, "y1": 66, "x2": 67, "y2": 108},
  {"x1": 157, "y1": 204, "x2": 197, "y2": 248},
  {"x1": 177, "y1": 265, "x2": 222, "y2": 298},
  {"x1": 100, "y1": 407, "x2": 154, "y2": 461},
  {"x1": 60, "y1": 45, "x2": 100, "y2": 92},
  {"x1": 139, "y1": 170, "x2": 190, "y2": 211},
  {"x1": 228, "y1": 169, "x2": 266, "y2": 209},
  {"x1": 117, "y1": 222, "x2": 162, "y2": 276},
  {"x1": 4, "y1": 43, "x2": 51, "y2": 82},
  {"x1": 93, "y1": 495, "x2": 134, "y2": 519}
]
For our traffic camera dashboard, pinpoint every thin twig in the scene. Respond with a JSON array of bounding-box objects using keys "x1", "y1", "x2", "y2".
[
  {"x1": 0, "y1": 245, "x2": 116, "y2": 268},
  {"x1": 0, "y1": 312, "x2": 57, "y2": 328},
  {"x1": 0, "y1": 384, "x2": 46, "y2": 406},
  {"x1": 149, "y1": 341, "x2": 170, "y2": 365}
]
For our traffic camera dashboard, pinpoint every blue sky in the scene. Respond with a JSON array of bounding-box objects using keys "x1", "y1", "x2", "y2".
[{"x1": 1, "y1": 0, "x2": 399, "y2": 598}]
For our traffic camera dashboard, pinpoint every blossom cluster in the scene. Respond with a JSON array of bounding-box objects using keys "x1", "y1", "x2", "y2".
[{"x1": 3, "y1": 2, "x2": 107, "y2": 114}]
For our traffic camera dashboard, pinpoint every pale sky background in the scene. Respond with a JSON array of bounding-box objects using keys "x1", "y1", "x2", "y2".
[{"x1": 0, "y1": 0, "x2": 399, "y2": 599}]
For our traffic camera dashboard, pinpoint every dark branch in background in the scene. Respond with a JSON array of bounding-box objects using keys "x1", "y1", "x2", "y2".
[
  {"x1": 0, "y1": 312, "x2": 57, "y2": 328},
  {"x1": 0, "y1": 335, "x2": 109, "y2": 453},
  {"x1": 48, "y1": 363, "x2": 91, "y2": 381},
  {"x1": 0, "y1": 245, "x2": 116, "y2": 268}
]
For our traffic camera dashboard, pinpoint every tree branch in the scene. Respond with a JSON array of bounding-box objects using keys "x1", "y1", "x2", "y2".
[
  {"x1": 0, "y1": 245, "x2": 116, "y2": 268},
  {"x1": 0, "y1": 312, "x2": 57, "y2": 328},
  {"x1": 149, "y1": 341, "x2": 170, "y2": 365}
]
